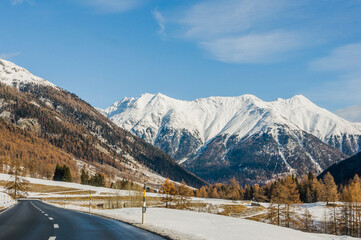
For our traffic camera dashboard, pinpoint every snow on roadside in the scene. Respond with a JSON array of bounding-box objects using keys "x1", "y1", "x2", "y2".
[
  {"x1": 46, "y1": 202, "x2": 357, "y2": 240},
  {"x1": 0, "y1": 192, "x2": 16, "y2": 209}
]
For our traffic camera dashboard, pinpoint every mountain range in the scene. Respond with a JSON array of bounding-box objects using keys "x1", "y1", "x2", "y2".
[
  {"x1": 100, "y1": 93, "x2": 361, "y2": 185},
  {"x1": 0, "y1": 59, "x2": 206, "y2": 188}
]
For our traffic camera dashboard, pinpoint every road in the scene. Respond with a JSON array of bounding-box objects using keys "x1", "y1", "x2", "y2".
[{"x1": 0, "y1": 200, "x2": 165, "y2": 240}]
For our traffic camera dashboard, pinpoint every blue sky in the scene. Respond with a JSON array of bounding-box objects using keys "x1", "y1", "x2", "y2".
[{"x1": 1, "y1": 0, "x2": 361, "y2": 111}]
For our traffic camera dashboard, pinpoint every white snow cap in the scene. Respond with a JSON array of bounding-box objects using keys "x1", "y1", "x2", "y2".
[
  {"x1": 103, "y1": 93, "x2": 361, "y2": 144},
  {"x1": 0, "y1": 59, "x2": 56, "y2": 88}
]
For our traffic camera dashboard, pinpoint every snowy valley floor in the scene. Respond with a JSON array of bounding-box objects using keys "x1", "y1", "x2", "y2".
[{"x1": 0, "y1": 173, "x2": 357, "y2": 240}]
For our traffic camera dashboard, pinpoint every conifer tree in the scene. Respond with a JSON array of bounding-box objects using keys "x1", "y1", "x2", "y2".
[
  {"x1": 6, "y1": 158, "x2": 29, "y2": 199},
  {"x1": 161, "y1": 178, "x2": 176, "y2": 208},
  {"x1": 323, "y1": 172, "x2": 338, "y2": 205},
  {"x1": 301, "y1": 208, "x2": 314, "y2": 232},
  {"x1": 271, "y1": 180, "x2": 288, "y2": 226},
  {"x1": 211, "y1": 187, "x2": 219, "y2": 198},
  {"x1": 176, "y1": 180, "x2": 192, "y2": 208},
  {"x1": 227, "y1": 177, "x2": 241, "y2": 200},
  {"x1": 81, "y1": 168, "x2": 89, "y2": 184},
  {"x1": 283, "y1": 175, "x2": 301, "y2": 228}
]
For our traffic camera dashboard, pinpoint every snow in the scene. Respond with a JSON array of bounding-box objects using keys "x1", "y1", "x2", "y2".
[
  {"x1": 0, "y1": 59, "x2": 57, "y2": 88},
  {"x1": 0, "y1": 173, "x2": 158, "y2": 198},
  {"x1": 0, "y1": 173, "x2": 356, "y2": 239},
  {"x1": 101, "y1": 93, "x2": 361, "y2": 150},
  {"x1": 0, "y1": 192, "x2": 16, "y2": 209},
  {"x1": 50, "y1": 203, "x2": 356, "y2": 240}
]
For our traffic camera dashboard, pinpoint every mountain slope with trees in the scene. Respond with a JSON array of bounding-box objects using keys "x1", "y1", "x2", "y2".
[
  {"x1": 0, "y1": 59, "x2": 206, "y2": 188},
  {"x1": 318, "y1": 151, "x2": 361, "y2": 185}
]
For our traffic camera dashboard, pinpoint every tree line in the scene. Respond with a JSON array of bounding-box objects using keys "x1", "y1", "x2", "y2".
[{"x1": 157, "y1": 171, "x2": 361, "y2": 238}]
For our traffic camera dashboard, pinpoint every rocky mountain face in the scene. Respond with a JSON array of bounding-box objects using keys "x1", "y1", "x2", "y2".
[
  {"x1": 101, "y1": 93, "x2": 361, "y2": 185},
  {"x1": 0, "y1": 59, "x2": 206, "y2": 188}
]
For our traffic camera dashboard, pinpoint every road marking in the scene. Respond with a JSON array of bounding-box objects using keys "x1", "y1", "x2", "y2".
[
  {"x1": 45, "y1": 214, "x2": 48, "y2": 216},
  {"x1": 49, "y1": 237, "x2": 56, "y2": 240},
  {"x1": 49, "y1": 217, "x2": 54, "y2": 220},
  {"x1": 54, "y1": 224, "x2": 59, "y2": 229}
]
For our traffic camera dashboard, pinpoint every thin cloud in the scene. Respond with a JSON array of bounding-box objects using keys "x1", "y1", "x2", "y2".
[
  {"x1": 76, "y1": 0, "x2": 142, "y2": 13},
  {"x1": 307, "y1": 43, "x2": 361, "y2": 106},
  {"x1": 310, "y1": 43, "x2": 361, "y2": 76},
  {"x1": 169, "y1": 0, "x2": 303, "y2": 64},
  {"x1": 200, "y1": 31, "x2": 301, "y2": 64},
  {"x1": 9, "y1": 0, "x2": 32, "y2": 5},
  {"x1": 152, "y1": 9, "x2": 166, "y2": 36},
  {"x1": 181, "y1": 0, "x2": 291, "y2": 39},
  {"x1": 0, "y1": 52, "x2": 21, "y2": 60}
]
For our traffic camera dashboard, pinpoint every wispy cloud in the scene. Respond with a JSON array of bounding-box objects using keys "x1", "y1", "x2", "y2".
[
  {"x1": 180, "y1": 0, "x2": 290, "y2": 39},
  {"x1": 9, "y1": 0, "x2": 32, "y2": 5},
  {"x1": 0, "y1": 52, "x2": 21, "y2": 60},
  {"x1": 152, "y1": 9, "x2": 166, "y2": 36},
  {"x1": 307, "y1": 43, "x2": 361, "y2": 106},
  {"x1": 200, "y1": 31, "x2": 301, "y2": 64},
  {"x1": 76, "y1": 0, "x2": 142, "y2": 13},
  {"x1": 310, "y1": 43, "x2": 361, "y2": 76},
  {"x1": 163, "y1": 0, "x2": 303, "y2": 64}
]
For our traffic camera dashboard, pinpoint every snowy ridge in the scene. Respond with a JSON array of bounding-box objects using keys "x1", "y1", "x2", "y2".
[
  {"x1": 102, "y1": 93, "x2": 361, "y2": 150},
  {"x1": 0, "y1": 59, "x2": 56, "y2": 88}
]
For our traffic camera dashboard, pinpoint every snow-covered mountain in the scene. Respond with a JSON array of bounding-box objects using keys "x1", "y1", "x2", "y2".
[
  {"x1": 0, "y1": 59, "x2": 56, "y2": 88},
  {"x1": 0, "y1": 59, "x2": 206, "y2": 187},
  {"x1": 101, "y1": 93, "x2": 361, "y2": 184},
  {"x1": 336, "y1": 104, "x2": 361, "y2": 123}
]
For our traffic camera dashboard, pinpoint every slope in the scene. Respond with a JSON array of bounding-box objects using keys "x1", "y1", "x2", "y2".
[
  {"x1": 0, "y1": 59, "x2": 206, "y2": 188},
  {"x1": 318, "y1": 151, "x2": 361, "y2": 185}
]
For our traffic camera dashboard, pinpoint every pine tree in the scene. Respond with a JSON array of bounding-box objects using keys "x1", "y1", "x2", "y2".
[
  {"x1": 227, "y1": 177, "x2": 241, "y2": 200},
  {"x1": 81, "y1": 168, "x2": 89, "y2": 184},
  {"x1": 323, "y1": 172, "x2": 338, "y2": 205},
  {"x1": 53, "y1": 164, "x2": 64, "y2": 181},
  {"x1": 53, "y1": 164, "x2": 72, "y2": 182},
  {"x1": 6, "y1": 159, "x2": 29, "y2": 199},
  {"x1": 283, "y1": 175, "x2": 301, "y2": 228},
  {"x1": 62, "y1": 165, "x2": 72, "y2": 182},
  {"x1": 271, "y1": 180, "x2": 288, "y2": 226},
  {"x1": 301, "y1": 207, "x2": 314, "y2": 232},
  {"x1": 211, "y1": 187, "x2": 219, "y2": 198},
  {"x1": 176, "y1": 180, "x2": 192, "y2": 208},
  {"x1": 161, "y1": 178, "x2": 176, "y2": 208}
]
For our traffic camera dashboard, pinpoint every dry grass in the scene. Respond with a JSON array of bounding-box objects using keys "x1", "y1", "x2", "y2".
[
  {"x1": 219, "y1": 204, "x2": 248, "y2": 216},
  {"x1": 245, "y1": 212, "x2": 268, "y2": 222},
  {"x1": 0, "y1": 180, "x2": 79, "y2": 193},
  {"x1": 53, "y1": 190, "x2": 96, "y2": 195}
]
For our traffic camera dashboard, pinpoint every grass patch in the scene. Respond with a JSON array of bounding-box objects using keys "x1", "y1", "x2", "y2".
[
  {"x1": 245, "y1": 212, "x2": 268, "y2": 222},
  {"x1": 0, "y1": 180, "x2": 79, "y2": 193},
  {"x1": 219, "y1": 204, "x2": 248, "y2": 216}
]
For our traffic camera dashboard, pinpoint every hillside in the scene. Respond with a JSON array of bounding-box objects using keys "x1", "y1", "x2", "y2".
[
  {"x1": 318, "y1": 151, "x2": 361, "y2": 185},
  {"x1": 0, "y1": 59, "x2": 206, "y2": 188},
  {"x1": 100, "y1": 93, "x2": 360, "y2": 184}
]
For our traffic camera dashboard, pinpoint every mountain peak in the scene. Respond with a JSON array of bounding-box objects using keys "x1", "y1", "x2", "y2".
[{"x1": 0, "y1": 59, "x2": 56, "y2": 88}]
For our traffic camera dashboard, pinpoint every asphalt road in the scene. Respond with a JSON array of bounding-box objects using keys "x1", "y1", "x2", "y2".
[{"x1": 0, "y1": 200, "x2": 165, "y2": 240}]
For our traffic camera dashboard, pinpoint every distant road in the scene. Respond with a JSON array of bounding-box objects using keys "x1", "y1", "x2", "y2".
[{"x1": 0, "y1": 200, "x2": 165, "y2": 240}]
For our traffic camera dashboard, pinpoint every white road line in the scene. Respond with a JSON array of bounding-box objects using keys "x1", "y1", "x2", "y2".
[
  {"x1": 49, "y1": 217, "x2": 54, "y2": 220},
  {"x1": 53, "y1": 224, "x2": 59, "y2": 229},
  {"x1": 49, "y1": 237, "x2": 56, "y2": 240},
  {"x1": 45, "y1": 214, "x2": 48, "y2": 216}
]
